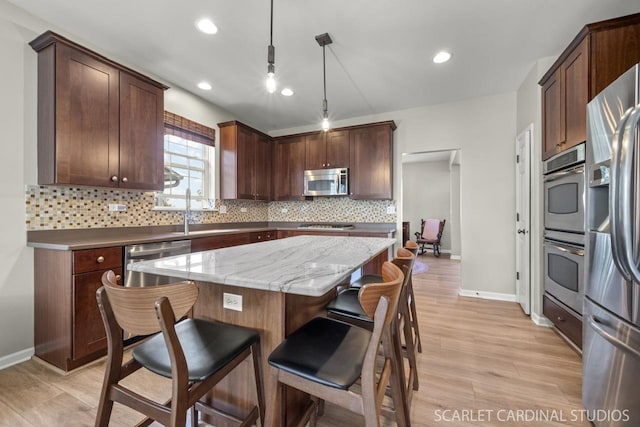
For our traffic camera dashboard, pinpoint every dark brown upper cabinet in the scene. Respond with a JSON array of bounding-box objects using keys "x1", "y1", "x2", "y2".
[
  {"x1": 218, "y1": 121, "x2": 271, "y2": 201},
  {"x1": 305, "y1": 130, "x2": 349, "y2": 170},
  {"x1": 540, "y1": 13, "x2": 640, "y2": 160},
  {"x1": 273, "y1": 135, "x2": 306, "y2": 201},
  {"x1": 349, "y1": 122, "x2": 395, "y2": 200},
  {"x1": 30, "y1": 31, "x2": 167, "y2": 190}
]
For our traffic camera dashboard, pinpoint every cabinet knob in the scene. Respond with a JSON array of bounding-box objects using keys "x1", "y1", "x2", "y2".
[
  {"x1": 557, "y1": 316, "x2": 564, "y2": 322},
  {"x1": 322, "y1": 163, "x2": 326, "y2": 167},
  {"x1": 121, "y1": 177, "x2": 128, "y2": 183},
  {"x1": 97, "y1": 256, "x2": 105, "y2": 263},
  {"x1": 111, "y1": 176, "x2": 118, "y2": 182},
  {"x1": 115, "y1": 275, "x2": 121, "y2": 282},
  {"x1": 326, "y1": 163, "x2": 330, "y2": 167},
  {"x1": 257, "y1": 235, "x2": 262, "y2": 240}
]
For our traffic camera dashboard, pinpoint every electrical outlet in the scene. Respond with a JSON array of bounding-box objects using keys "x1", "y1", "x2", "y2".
[
  {"x1": 281, "y1": 208, "x2": 288, "y2": 213},
  {"x1": 386, "y1": 205, "x2": 396, "y2": 214},
  {"x1": 240, "y1": 207, "x2": 247, "y2": 212},
  {"x1": 219, "y1": 205, "x2": 227, "y2": 214},
  {"x1": 108, "y1": 204, "x2": 127, "y2": 212},
  {"x1": 223, "y1": 293, "x2": 242, "y2": 311}
]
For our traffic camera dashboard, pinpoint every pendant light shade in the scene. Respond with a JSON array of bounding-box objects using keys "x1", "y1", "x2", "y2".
[
  {"x1": 316, "y1": 33, "x2": 332, "y2": 132},
  {"x1": 266, "y1": 0, "x2": 276, "y2": 93}
]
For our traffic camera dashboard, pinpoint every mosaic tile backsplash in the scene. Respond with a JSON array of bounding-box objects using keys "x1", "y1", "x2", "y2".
[{"x1": 25, "y1": 186, "x2": 397, "y2": 230}]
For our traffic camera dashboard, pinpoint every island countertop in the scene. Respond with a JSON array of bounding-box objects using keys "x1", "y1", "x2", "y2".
[{"x1": 128, "y1": 235, "x2": 395, "y2": 296}]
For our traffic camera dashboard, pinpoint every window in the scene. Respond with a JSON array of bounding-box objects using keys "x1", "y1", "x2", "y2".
[{"x1": 155, "y1": 112, "x2": 215, "y2": 210}]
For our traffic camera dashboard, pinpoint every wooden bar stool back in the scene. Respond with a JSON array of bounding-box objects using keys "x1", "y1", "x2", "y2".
[
  {"x1": 264, "y1": 262, "x2": 405, "y2": 427},
  {"x1": 325, "y1": 248, "x2": 419, "y2": 419},
  {"x1": 95, "y1": 270, "x2": 265, "y2": 427},
  {"x1": 403, "y1": 240, "x2": 423, "y2": 353}
]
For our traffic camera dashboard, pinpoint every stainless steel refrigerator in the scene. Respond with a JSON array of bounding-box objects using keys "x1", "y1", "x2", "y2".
[{"x1": 584, "y1": 64, "x2": 640, "y2": 426}]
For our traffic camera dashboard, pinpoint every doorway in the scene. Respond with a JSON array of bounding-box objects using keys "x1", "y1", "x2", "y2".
[
  {"x1": 400, "y1": 149, "x2": 462, "y2": 263},
  {"x1": 515, "y1": 125, "x2": 532, "y2": 315}
]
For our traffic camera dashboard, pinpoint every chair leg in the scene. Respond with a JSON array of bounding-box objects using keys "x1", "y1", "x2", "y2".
[
  {"x1": 400, "y1": 297, "x2": 419, "y2": 393},
  {"x1": 384, "y1": 330, "x2": 409, "y2": 427},
  {"x1": 407, "y1": 277, "x2": 422, "y2": 354},
  {"x1": 251, "y1": 341, "x2": 266, "y2": 424}
]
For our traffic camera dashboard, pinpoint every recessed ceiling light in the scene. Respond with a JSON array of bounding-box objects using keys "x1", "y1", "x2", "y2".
[
  {"x1": 196, "y1": 18, "x2": 218, "y2": 35},
  {"x1": 197, "y1": 82, "x2": 212, "y2": 90},
  {"x1": 281, "y1": 88, "x2": 294, "y2": 96},
  {"x1": 433, "y1": 51, "x2": 452, "y2": 64}
]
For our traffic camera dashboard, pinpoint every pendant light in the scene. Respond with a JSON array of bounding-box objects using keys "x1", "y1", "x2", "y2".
[
  {"x1": 315, "y1": 33, "x2": 332, "y2": 131},
  {"x1": 266, "y1": 0, "x2": 276, "y2": 93}
]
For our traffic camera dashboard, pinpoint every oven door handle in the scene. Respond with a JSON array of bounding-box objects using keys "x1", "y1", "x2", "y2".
[
  {"x1": 545, "y1": 243, "x2": 584, "y2": 257},
  {"x1": 611, "y1": 105, "x2": 640, "y2": 282},
  {"x1": 587, "y1": 315, "x2": 640, "y2": 360},
  {"x1": 543, "y1": 166, "x2": 584, "y2": 183}
]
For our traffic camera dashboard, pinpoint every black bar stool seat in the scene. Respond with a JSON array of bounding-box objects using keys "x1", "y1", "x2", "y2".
[
  {"x1": 325, "y1": 288, "x2": 370, "y2": 322},
  {"x1": 268, "y1": 317, "x2": 371, "y2": 390},
  {"x1": 133, "y1": 318, "x2": 260, "y2": 382}
]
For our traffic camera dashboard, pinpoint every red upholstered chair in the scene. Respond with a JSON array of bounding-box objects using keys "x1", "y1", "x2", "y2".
[{"x1": 415, "y1": 219, "x2": 446, "y2": 257}]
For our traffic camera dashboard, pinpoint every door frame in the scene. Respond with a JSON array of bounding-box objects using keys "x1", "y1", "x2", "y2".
[{"x1": 516, "y1": 125, "x2": 532, "y2": 315}]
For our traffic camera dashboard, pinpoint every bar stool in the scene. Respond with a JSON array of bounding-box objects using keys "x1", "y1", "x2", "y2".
[
  {"x1": 264, "y1": 262, "x2": 405, "y2": 427},
  {"x1": 352, "y1": 241, "x2": 422, "y2": 354},
  {"x1": 326, "y1": 248, "x2": 418, "y2": 420},
  {"x1": 95, "y1": 271, "x2": 265, "y2": 427}
]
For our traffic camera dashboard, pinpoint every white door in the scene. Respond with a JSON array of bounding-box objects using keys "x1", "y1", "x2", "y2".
[{"x1": 516, "y1": 126, "x2": 532, "y2": 314}]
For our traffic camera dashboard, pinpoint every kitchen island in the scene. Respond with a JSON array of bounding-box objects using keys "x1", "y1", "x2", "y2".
[{"x1": 129, "y1": 235, "x2": 395, "y2": 427}]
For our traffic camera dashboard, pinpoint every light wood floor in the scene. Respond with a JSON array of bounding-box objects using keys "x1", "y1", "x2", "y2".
[{"x1": 0, "y1": 255, "x2": 586, "y2": 427}]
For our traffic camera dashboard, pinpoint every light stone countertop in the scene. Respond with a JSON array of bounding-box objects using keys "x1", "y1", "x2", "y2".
[{"x1": 128, "y1": 235, "x2": 396, "y2": 296}]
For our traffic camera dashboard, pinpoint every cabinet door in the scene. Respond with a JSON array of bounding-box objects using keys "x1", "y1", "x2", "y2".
[
  {"x1": 305, "y1": 132, "x2": 326, "y2": 170},
  {"x1": 273, "y1": 136, "x2": 306, "y2": 200},
  {"x1": 119, "y1": 72, "x2": 164, "y2": 190},
  {"x1": 255, "y1": 133, "x2": 271, "y2": 201},
  {"x1": 563, "y1": 38, "x2": 588, "y2": 151},
  {"x1": 54, "y1": 44, "x2": 120, "y2": 187},
  {"x1": 349, "y1": 124, "x2": 393, "y2": 199},
  {"x1": 542, "y1": 69, "x2": 563, "y2": 160},
  {"x1": 236, "y1": 126, "x2": 256, "y2": 200},
  {"x1": 72, "y1": 267, "x2": 121, "y2": 360},
  {"x1": 326, "y1": 129, "x2": 350, "y2": 168}
]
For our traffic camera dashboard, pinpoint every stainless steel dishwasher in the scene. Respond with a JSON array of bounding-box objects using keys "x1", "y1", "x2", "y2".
[{"x1": 124, "y1": 240, "x2": 191, "y2": 287}]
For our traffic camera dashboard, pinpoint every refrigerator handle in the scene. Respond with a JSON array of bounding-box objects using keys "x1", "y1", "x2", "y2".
[
  {"x1": 609, "y1": 106, "x2": 635, "y2": 281},
  {"x1": 587, "y1": 315, "x2": 640, "y2": 360}
]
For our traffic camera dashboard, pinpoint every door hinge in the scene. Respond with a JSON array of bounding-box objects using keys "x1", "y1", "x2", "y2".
[
  {"x1": 516, "y1": 154, "x2": 520, "y2": 163},
  {"x1": 516, "y1": 212, "x2": 520, "y2": 222},
  {"x1": 516, "y1": 272, "x2": 520, "y2": 280}
]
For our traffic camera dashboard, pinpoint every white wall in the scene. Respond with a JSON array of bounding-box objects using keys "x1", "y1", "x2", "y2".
[
  {"x1": 450, "y1": 164, "x2": 461, "y2": 258},
  {"x1": 402, "y1": 160, "x2": 451, "y2": 251},
  {"x1": 0, "y1": 0, "x2": 237, "y2": 363},
  {"x1": 515, "y1": 56, "x2": 556, "y2": 321},
  {"x1": 274, "y1": 91, "x2": 518, "y2": 297}
]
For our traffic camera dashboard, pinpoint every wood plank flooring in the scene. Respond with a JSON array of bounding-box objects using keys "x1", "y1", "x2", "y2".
[{"x1": 0, "y1": 255, "x2": 586, "y2": 427}]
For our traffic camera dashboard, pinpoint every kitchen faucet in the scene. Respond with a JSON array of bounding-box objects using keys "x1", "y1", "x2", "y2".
[{"x1": 184, "y1": 188, "x2": 191, "y2": 235}]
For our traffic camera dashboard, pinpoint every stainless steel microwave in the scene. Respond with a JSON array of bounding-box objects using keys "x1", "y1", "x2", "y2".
[{"x1": 303, "y1": 168, "x2": 348, "y2": 196}]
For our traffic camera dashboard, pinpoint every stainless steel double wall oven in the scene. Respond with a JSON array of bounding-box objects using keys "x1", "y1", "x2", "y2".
[{"x1": 543, "y1": 144, "x2": 586, "y2": 316}]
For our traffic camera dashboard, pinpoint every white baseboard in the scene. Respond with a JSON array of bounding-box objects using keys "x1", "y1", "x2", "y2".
[
  {"x1": 0, "y1": 347, "x2": 34, "y2": 370},
  {"x1": 450, "y1": 254, "x2": 461, "y2": 260},
  {"x1": 531, "y1": 312, "x2": 553, "y2": 327},
  {"x1": 458, "y1": 289, "x2": 517, "y2": 302}
]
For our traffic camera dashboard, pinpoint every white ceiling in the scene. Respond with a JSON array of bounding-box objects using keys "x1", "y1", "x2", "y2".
[{"x1": 10, "y1": 0, "x2": 640, "y2": 132}]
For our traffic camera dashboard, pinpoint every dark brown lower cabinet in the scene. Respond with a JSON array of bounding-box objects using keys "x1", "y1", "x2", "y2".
[
  {"x1": 34, "y1": 246, "x2": 123, "y2": 371},
  {"x1": 191, "y1": 233, "x2": 252, "y2": 252},
  {"x1": 73, "y1": 267, "x2": 122, "y2": 360},
  {"x1": 543, "y1": 294, "x2": 582, "y2": 349}
]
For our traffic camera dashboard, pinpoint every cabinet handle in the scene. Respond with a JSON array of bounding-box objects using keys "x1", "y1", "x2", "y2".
[
  {"x1": 257, "y1": 236, "x2": 262, "y2": 240},
  {"x1": 111, "y1": 176, "x2": 118, "y2": 182},
  {"x1": 327, "y1": 163, "x2": 330, "y2": 167},
  {"x1": 557, "y1": 316, "x2": 564, "y2": 322},
  {"x1": 322, "y1": 163, "x2": 326, "y2": 167},
  {"x1": 121, "y1": 177, "x2": 128, "y2": 183},
  {"x1": 97, "y1": 256, "x2": 105, "y2": 263}
]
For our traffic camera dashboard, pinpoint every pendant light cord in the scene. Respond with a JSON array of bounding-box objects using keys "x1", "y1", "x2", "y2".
[
  {"x1": 269, "y1": 0, "x2": 274, "y2": 46},
  {"x1": 323, "y1": 44, "x2": 328, "y2": 113}
]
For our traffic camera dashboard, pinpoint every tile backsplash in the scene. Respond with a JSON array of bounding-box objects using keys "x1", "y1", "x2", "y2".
[{"x1": 25, "y1": 185, "x2": 397, "y2": 230}]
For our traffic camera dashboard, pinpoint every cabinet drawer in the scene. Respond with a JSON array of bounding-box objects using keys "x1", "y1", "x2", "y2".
[
  {"x1": 543, "y1": 294, "x2": 582, "y2": 349},
  {"x1": 73, "y1": 246, "x2": 122, "y2": 274},
  {"x1": 250, "y1": 231, "x2": 276, "y2": 242},
  {"x1": 191, "y1": 233, "x2": 251, "y2": 252}
]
